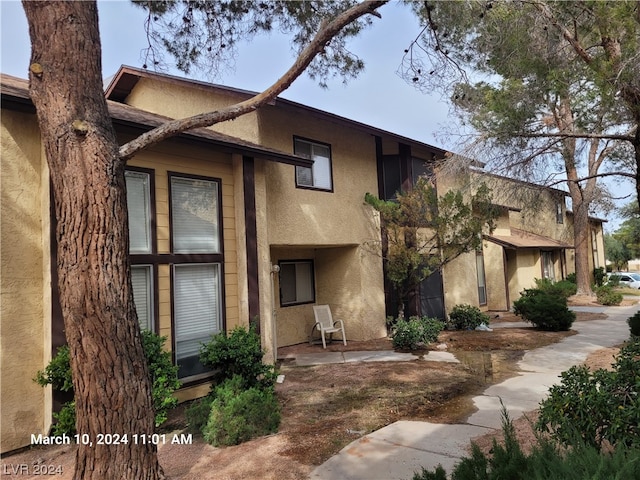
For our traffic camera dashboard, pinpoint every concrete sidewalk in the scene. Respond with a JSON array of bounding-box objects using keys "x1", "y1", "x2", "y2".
[{"x1": 309, "y1": 304, "x2": 638, "y2": 480}]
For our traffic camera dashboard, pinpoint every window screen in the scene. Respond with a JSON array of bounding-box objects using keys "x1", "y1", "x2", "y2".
[{"x1": 171, "y1": 176, "x2": 219, "y2": 253}]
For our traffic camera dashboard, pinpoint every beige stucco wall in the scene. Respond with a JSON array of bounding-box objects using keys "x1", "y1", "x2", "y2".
[
  {"x1": 124, "y1": 78, "x2": 261, "y2": 143},
  {"x1": 484, "y1": 240, "x2": 509, "y2": 311},
  {"x1": 1, "y1": 109, "x2": 50, "y2": 453},
  {"x1": 270, "y1": 245, "x2": 386, "y2": 347},
  {"x1": 257, "y1": 106, "x2": 387, "y2": 346},
  {"x1": 436, "y1": 167, "x2": 580, "y2": 311},
  {"x1": 121, "y1": 77, "x2": 388, "y2": 347},
  {"x1": 442, "y1": 252, "x2": 480, "y2": 312}
]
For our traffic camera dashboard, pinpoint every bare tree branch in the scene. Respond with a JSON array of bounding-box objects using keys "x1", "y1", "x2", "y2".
[
  {"x1": 546, "y1": 171, "x2": 637, "y2": 188},
  {"x1": 119, "y1": 0, "x2": 387, "y2": 161}
]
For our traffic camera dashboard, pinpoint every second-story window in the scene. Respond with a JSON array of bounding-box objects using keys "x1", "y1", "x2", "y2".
[
  {"x1": 294, "y1": 137, "x2": 333, "y2": 191},
  {"x1": 556, "y1": 200, "x2": 563, "y2": 224}
]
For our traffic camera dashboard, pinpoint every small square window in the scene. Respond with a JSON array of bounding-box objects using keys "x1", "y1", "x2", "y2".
[
  {"x1": 294, "y1": 138, "x2": 332, "y2": 191},
  {"x1": 279, "y1": 260, "x2": 315, "y2": 306}
]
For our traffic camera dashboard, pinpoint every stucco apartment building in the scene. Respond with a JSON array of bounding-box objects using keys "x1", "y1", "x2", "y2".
[
  {"x1": 1, "y1": 67, "x2": 604, "y2": 452},
  {"x1": 439, "y1": 167, "x2": 606, "y2": 312}
]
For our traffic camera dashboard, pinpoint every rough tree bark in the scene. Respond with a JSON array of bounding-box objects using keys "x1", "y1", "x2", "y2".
[
  {"x1": 21, "y1": 1, "x2": 387, "y2": 478},
  {"x1": 22, "y1": 2, "x2": 160, "y2": 479},
  {"x1": 554, "y1": 96, "x2": 599, "y2": 295}
]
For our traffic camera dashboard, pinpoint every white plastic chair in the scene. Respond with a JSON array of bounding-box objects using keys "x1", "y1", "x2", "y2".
[{"x1": 313, "y1": 305, "x2": 347, "y2": 349}]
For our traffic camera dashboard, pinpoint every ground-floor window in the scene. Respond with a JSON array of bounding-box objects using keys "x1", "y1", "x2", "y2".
[
  {"x1": 542, "y1": 251, "x2": 555, "y2": 281},
  {"x1": 173, "y1": 263, "x2": 222, "y2": 381},
  {"x1": 131, "y1": 265, "x2": 154, "y2": 332},
  {"x1": 279, "y1": 260, "x2": 315, "y2": 306},
  {"x1": 476, "y1": 251, "x2": 487, "y2": 306}
]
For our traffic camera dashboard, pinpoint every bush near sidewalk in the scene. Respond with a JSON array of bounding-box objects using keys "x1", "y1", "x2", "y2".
[
  {"x1": 513, "y1": 288, "x2": 575, "y2": 331},
  {"x1": 536, "y1": 339, "x2": 640, "y2": 451},
  {"x1": 411, "y1": 412, "x2": 640, "y2": 480},
  {"x1": 390, "y1": 316, "x2": 444, "y2": 350},
  {"x1": 448, "y1": 304, "x2": 490, "y2": 330}
]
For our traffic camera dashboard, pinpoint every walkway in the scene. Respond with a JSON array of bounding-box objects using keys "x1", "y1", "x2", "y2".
[{"x1": 308, "y1": 304, "x2": 638, "y2": 480}]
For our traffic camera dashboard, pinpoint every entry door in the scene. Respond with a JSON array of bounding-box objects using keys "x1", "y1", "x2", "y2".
[{"x1": 419, "y1": 269, "x2": 445, "y2": 320}]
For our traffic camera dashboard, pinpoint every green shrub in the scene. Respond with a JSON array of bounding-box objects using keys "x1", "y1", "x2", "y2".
[
  {"x1": 391, "y1": 316, "x2": 444, "y2": 350},
  {"x1": 35, "y1": 330, "x2": 181, "y2": 435},
  {"x1": 448, "y1": 304, "x2": 490, "y2": 330},
  {"x1": 533, "y1": 278, "x2": 578, "y2": 299},
  {"x1": 537, "y1": 339, "x2": 640, "y2": 450},
  {"x1": 628, "y1": 311, "x2": 640, "y2": 337},
  {"x1": 412, "y1": 411, "x2": 640, "y2": 480},
  {"x1": 593, "y1": 267, "x2": 607, "y2": 287},
  {"x1": 595, "y1": 285, "x2": 623, "y2": 306},
  {"x1": 141, "y1": 330, "x2": 181, "y2": 426},
  {"x1": 202, "y1": 375, "x2": 280, "y2": 447},
  {"x1": 199, "y1": 325, "x2": 276, "y2": 389},
  {"x1": 34, "y1": 345, "x2": 73, "y2": 392},
  {"x1": 512, "y1": 289, "x2": 575, "y2": 331},
  {"x1": 565, "y1": 272, "x2": 577, "y2": 284},
  {"x1": 185, "y1": 395, "x2": 215, "y2": 434},
  {"x1": 51, "y1": 401, "x2": 76, "y2": 437}
]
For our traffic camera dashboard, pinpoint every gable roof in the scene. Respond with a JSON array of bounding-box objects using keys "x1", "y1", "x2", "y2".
[
  {"x1": 105, "y1": 65, "x2": 450, "y2": 157},
  {"x1": 1, "y1": 74, "x2": 311, "y2": 168}
]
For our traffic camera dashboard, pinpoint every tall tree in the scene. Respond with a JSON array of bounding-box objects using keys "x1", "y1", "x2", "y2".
[
  {"x1": 365, "y1": 178, "x2": 497, "y2": 317},
  {"x1": 21, "y1": 1, "x2": 386, "y2": 478},
  {"x1": 399, "y1": 0, "x2": 636, "y2": 295}
]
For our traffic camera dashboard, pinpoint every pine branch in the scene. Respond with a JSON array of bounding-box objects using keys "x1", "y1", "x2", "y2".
[{"x1": 119, "y1": 0, "x2": 387, "y2": 161}]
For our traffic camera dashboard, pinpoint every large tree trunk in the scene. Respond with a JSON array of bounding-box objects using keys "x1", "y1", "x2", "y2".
[
  {"x1": 571, "y1": 199, "x2": 593, "y2": 296},
  {"x1": 22, "y1": 2, "x2": 160, "y2": 479}
]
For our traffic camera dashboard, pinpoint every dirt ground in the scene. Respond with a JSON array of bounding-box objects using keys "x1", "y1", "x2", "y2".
[{"x1": 0, "y1": 310, "x2": 625, "y2": 479}]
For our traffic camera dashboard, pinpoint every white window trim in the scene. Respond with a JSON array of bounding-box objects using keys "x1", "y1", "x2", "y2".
[{"x1": 294, "y1": 137, "x2": 333, "y2": 191}]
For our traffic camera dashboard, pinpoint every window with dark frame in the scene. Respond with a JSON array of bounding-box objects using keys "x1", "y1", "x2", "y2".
[
  {"x1": 556, "y1": 200, "x2": 563, "y2": 224},
  {"x1": 169, "y1": 173, "x2": 224, "y2": 381},
  {"x1": 476, "y1": 250, "x2": 487, "y2": 306},
  {"x1": 125, "y1": 169, "x2": 156, "y2": 332},
  {"x1": 125, "y1": 169, "x2": 226, "y2": 382},
  {"x1": 279, "y1": 260, "x2": 315, "y2": 306},
  {"x1": 542, "y1": 251, "x2": 555, "y2": 281},
  {"x1": 294, "y1": 137, "x2": 332, "y2": 191}
]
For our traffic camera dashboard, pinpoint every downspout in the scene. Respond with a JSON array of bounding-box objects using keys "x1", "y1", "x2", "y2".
[{"x1": 270, "y1": 264, "x2": 280, "y2": 364}]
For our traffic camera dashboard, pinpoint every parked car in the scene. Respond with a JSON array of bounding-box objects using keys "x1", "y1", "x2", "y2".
[{"x1": 607, "y1": 272, "x2": 640, "y2": 289}]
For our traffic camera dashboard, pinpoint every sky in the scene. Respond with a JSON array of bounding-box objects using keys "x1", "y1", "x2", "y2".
[
  {"x1": 0, "y1": 0, "x2": 459, "y2": 149},
  {"x1": 0, "y1": 0, "x2": 633, "y2": 230}
]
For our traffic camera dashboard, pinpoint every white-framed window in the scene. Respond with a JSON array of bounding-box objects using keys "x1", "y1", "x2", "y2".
[
  {"x1": 131, "y1": 265, "x2": 154, "y2": 332},
  {"x1": 125, "y1": 170, "x2": 152, "y2": 254},
  {"x1": 294, "y1": 137, "x2": 332, "y2": 191},
  {"x1": 173, "y1": 263, "x2": 222, "y2": 380},
  {"x1": 279, "y1": 260, "x2": 315, "y2": 306},
  {"x1": 170, "y1": 176, "x2": 220, "y2": 253}
]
